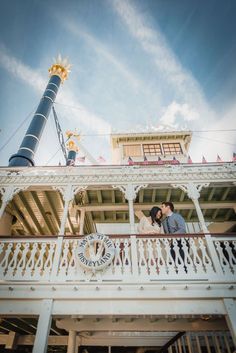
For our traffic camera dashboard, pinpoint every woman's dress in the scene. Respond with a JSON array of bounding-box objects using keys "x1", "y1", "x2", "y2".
[{"x1": 137, "y1": 216, "x2": 163, "y2": 234}]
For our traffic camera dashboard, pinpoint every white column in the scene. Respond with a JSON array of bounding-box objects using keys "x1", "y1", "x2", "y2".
[
  {"x1": 33, "y1": 299, "x2": 53, "y2": 353},
  {"x1": 67, "y1": 330, "x2": 77, "y2": 353},
  {"x1": 124, "y1": 184, "x2": 137, "y2": 234},
  {"x1": 223, "y1": 298, "x2": 236, "y2": 347},
  {"x1": 130, "y1": 235, "x2": 139, "y2": 278},
  {"x1": 50, "y1": 236, "x2": 64, "y2": 279},
  {"x1": 112, "y1": 184, "x2": 147, "y2": 234},
  {"x1": 59, "y1": 185, "x2": 74, "y2": 235},
  {"x1": 172, "y1": 183, "x2": 209, "y2": 233},
  {"x1": 191, "y1": 197, "x2": 209, "y2": 233},
  {"x1": 79, "y1": 209, "x2": 85, "y2": 236},
  {"x1": 128, "y1": 199, "x2": 135, "y2": 234}
]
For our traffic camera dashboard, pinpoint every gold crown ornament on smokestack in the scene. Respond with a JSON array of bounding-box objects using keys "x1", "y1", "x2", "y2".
[{"x1": 49, "y1": 54, "x2": 71, "y2": 82}]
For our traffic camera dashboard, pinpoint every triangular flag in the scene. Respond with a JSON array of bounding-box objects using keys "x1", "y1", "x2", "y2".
[
  {"x1": 171, "y1": 156, "x2": 179, "y2": 164},
  {"x1": 98, "y1": 156, "x2": 106, "y2": 163},
  {"x1": 233, "y1": 152, "x2": 236, "y2": 161},
  {"x1": 128, "y1": 156, "x2": 134, "y2": 165},
  {"x1": 157, "y1": 156, "x2": 164, "y2": 165},
  {"x1": 202, "y1": 156, "x2": 207, "y2": 164},
  {"x1": 143, "y1": 155, "x2": 148, "y2": 164},
  {"x1": 187, "y1": 155, "x2": 193, "y2": 164},
  {"x1": 216, "y1": 154, "x2": 222, "y2": 162}
]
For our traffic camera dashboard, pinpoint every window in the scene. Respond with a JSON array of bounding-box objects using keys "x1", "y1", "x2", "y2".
[
  {"x1": 162, "y1": 143, "x2": 182, "y2": 155},
  {"x1": 123, "y1": 144, "x2": 142, "y2": 157},
  {"x1": 143, "y1": 143, "x2": 162, "y2": 156}
]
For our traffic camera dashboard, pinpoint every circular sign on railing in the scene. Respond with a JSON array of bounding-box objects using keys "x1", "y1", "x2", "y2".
[{"x1": 77, "y1": 233, "x2": 115, "y2": 271}]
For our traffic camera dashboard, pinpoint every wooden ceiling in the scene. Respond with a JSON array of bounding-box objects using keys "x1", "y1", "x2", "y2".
[{"x1": 2, "y1": 184, "x2": 235, "y2": 236}]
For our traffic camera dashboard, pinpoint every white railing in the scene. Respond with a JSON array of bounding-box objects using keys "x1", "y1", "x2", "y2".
[{"x1": 0, "y1": 234, "x2": 235, "y2": 282}]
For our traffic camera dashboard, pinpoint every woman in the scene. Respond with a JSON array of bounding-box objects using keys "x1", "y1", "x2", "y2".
[{"x1": 135, "y1": 207, "x2": 164, "y2": 234}]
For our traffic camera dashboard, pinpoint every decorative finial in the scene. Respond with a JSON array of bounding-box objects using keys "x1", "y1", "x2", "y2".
[{"x1": 48, "y1": 54, "x2": 71, "y2": 82}]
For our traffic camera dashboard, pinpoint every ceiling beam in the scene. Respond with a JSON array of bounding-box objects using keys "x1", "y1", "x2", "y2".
[
  {"x1": 221, "y1": 187, "x2": 230, "y2": 201},
  {"x1": 44, "y1": 191, "x2": 60, "y2": 233},
  {"x1": 208, "y1": 188, "x2": 216, "y2": 201},
  {"x1": 187, "y1": 209, "x2": 193, "y2": 221},
  {"x1": 166, "y1": 189, "x2": 171, "y2": 202},
  {"x1": 31, "y1": 191, "x2": 54, "y2": 235},
  {"x1": 97, "y1": 190, "x2": 103, "y2": 203},
  {"x1": 16, "y1": 193, "x2": 44, "y2": 235},
  {"x1": 76, "y1": 202, "x2": 235, "y2": 212},
  {"x1": 212, "y1": 209, "x2": 219, "y2": 220},
  {"x1": 179, "y1": 191, "x2": 185, "y2": 202},
  {"x1": 11, "y1": 200, "x2": 34, "y2": 234},
  {"x1": 111, "y1": 190, "x2": 116, "y2": 203},
  {"x1": 151, "y1": 190, "x2": 156, "y2": 203},
  {"x1": 139, "y1": 189, "x2": 144, "y2": 203}
]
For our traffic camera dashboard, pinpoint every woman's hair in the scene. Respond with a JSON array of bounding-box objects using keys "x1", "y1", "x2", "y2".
[{"x1": 149, "y1": 206, "x2": 162, "y2": 226}]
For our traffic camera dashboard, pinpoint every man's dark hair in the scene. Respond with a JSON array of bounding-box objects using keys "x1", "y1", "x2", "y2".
[{"x1": 161, "y1": 201, "x2": 174, "y2": 212}]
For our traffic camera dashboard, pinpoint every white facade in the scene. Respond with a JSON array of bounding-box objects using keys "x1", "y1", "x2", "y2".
[{"x1": 0, "y1": 131, "x2": 236, "y2": 353}]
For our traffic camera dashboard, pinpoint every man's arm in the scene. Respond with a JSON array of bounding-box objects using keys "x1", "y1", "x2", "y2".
[{"x1": 173, "y1": 213, "x2": 186, "y2": 234}]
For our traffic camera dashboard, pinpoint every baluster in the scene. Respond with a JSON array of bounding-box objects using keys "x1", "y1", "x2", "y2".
[
  {"x1": 0, "y1": 243, "x2": 5, "y2": 277},
  {"x1": 138, "y1": 239, "x2": 147, "y2": 276},
  {"x1": 147, "y1": 239, "x2": 156, "y2": 276},
  {"x1": 163, "y1": 238, "x2": 175, "y2": 276},
  {"x1": 198, "y1": 238, "x2": 213, "y2": 273},
  {"x1": 25, "y1": 243, "x2": 38, "y2": 277},
  {"x1": 44, "y1": 242, "x2": 56, "y2": 277},
  {"x1": 58, "y1": 240, "x2": 69, "y2": 276},
  {"x1": 34, "y1": 243, "x2": 47, "y2": 278},
  {"x1": 68, "y1": 240, "x2": 82, "y2": 279},
  {"x1": 190, "y1": 238, "x2": 205, "y2": 275},
  {"x1": 7, "y1": 243, "x2": 21, "y2": 277},
  {"x1": 0, "y1": 243, "x2": 12, "y2": 276},
  {"x1": 214, "y1": 241, "x2": 230, "y2": 273},
  {"x1": 15, "y1": 243, "x2": 30, "y2": 277},
  {"x1": 123, "y1": 238, "x2": 131, "y2": 275},
  {"x1": 224, "y1": 241, "x2": 236, "y2": 272},
  {"x1": 181, "y1": 238, "x2": 194, "y2": 275},
  {"x1": 172, "y1": 238, "x2": 185, "y2": 275},
  {"x1": 155, "y1": 238, "x2": 167, "y2": 276},
  {"x1": 113, "y1": 239, "x2": 122, "y2": 276}
]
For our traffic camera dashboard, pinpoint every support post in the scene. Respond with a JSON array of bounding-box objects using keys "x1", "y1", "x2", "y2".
[
  {"x1": 79, "y1": 209, "x2": 85, "y2": 236},
  {"x1": 33, "y1": 299, "x2": 53, "y2": 353},
  {"x1": 50, "y1": 236, "x2": 64, "y2": 279},
  {"x1": 223, "y1": 298, "x2": 236, "y2": 347},
  {"x1": 130, "y1": 235, "x2": 139, "y2": 278},
  {"x1": 112, "y1": 184, "x2": 147, "y2": 234},
  {"x1": 128, "y1": 195, "x2": 135, "y2": 234},
  {"x1": 171, "y1": 183, "x2": 209, "y2": 233},
  {"x1": 67, "y1": 330, "x2": 77, "y2": 353}
]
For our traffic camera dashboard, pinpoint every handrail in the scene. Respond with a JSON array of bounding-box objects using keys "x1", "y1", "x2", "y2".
[{"x1": 0, "y1": 232, "x2": 235, "y2": 240}]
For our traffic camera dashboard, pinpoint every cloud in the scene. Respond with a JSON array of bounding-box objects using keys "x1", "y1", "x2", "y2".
[
  {"x1": 111, "y1": 0, "x2": 214, "y2": 119},
  {"x1": 0, "y1": 44, "x2": 111, "y2": 136},
  {"x1": 54, "y1": 15, "x2": 142, "y2": 90},
  {"x1": 0, "y1": 44, "x2": 45, "y2": 91},
  {"x1": 159, "y1": 101, "x2": 199, "y2": 127}
]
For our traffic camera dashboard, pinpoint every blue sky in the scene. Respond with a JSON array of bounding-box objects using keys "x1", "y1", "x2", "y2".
[{"x1": 0, "y1": 0, "x2": 236, "y2": 166}]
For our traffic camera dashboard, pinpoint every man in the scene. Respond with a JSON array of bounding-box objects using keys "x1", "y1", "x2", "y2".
[
  {"x1": 161, "y1": 202, "x2": 187, "y2": 269},
  {"x1": 161, "y1": 202, "x2": 186, "y2": 234}
]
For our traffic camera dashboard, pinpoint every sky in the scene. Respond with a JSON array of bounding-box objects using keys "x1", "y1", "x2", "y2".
[{"x1": 0, "y1": 0, "x2": 236, "y2": 166}]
